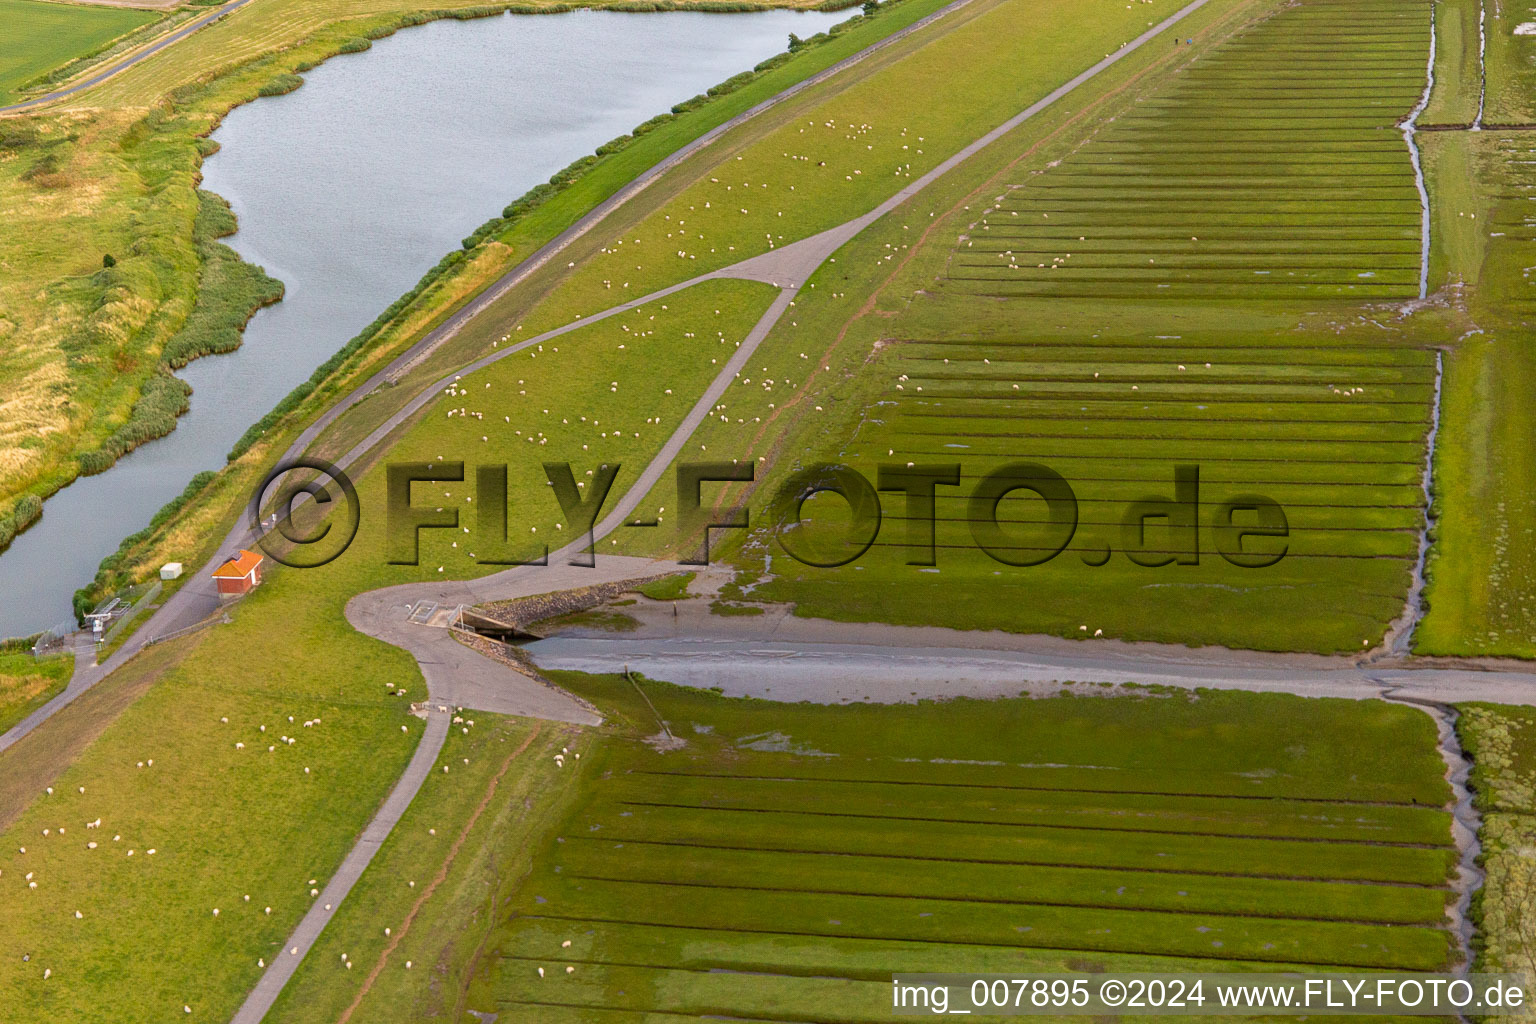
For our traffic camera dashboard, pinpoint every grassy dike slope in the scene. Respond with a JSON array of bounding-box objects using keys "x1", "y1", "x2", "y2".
[
  {"x1": 0, "y1": 279, "x2": 777, "y2": 1022},
  {"x1": 0, "y1": 0, "x2": 849, "y2": 568},
  {"x1": 0, "y1": 1, "x2": 1278, "y2": 1015},
  {"x1": 1415, "y1": 33, "x2": 1536, "y2": 656}
]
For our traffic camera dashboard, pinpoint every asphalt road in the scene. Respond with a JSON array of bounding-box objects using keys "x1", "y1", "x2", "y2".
[
  {"x1": 0, "y1": 0, "x2": 986, "y2": 754},
  {"x1": 222, "y1": 1, "x2": 1229, "y2": 1017}
]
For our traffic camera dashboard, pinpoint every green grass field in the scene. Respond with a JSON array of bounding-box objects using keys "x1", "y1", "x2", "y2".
[
  {"x1": 0, "y1": 650, "x2": 70, "y2": 738},
  {"x1": 737, "y1": 316, "x2": 1434, "y2": 652},
  {"x1": 1422, "y1": 0, "x2": 1481, "y2": 126},
  {"x1": 0, "y1": 0, "x2": 158, "y2": 103},
  {"x1": 466, "y1": 677, "x2": 1456, "y2": 1020},
  {"x1": 944, "y1": 0, "x2": 1428, "y2": 300},
  {"x1": 632, "y1": 0, "x2": 1441, "y2": 653},
  {"x1": 263, "y1": 714, "x2": 582, "y2": 1024},
  {"x1": 0, "y1": 279, "x2": 780, "y2": 1022},
  {"x1": 1415, "y1": 125, "x2": 1536, "y2": 655}
]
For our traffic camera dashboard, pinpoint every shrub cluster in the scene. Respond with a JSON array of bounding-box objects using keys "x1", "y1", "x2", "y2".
[
  {"x1": 0, "y1": 495, "x2": 43, "y2": 552},
  {"x1": 19, "y1": 152, "x2": 60, "y2": 183},
  {"x1": 0, "y1": 123, "x2": 39, "y2": 151},
  {"x1": 258, "y1": 73, "x2": 304, "y2": 97},
  {"x1": 161, "y1": 194, "x2": 284, "y2": 368},
  {"x1": 0, "y1": 633, "x2": 44, "y2": 654},
  {"x1": 77, "y1": 372, "x2": 193, "y2": 477}
]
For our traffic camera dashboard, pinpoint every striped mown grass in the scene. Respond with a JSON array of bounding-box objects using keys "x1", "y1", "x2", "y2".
[
  {"x1": 944, "y1": 0, "x2": 1429, "y2": 300},
  {"x1": 469, "y1": 679, "x2": 1457, "y2": 1020},
  {"x1": 719, "y1": 0, "x2": 1440, "y2": 653},
  {"x1": 737, "y1": 327, "x2": 1436, "y2": 653}
]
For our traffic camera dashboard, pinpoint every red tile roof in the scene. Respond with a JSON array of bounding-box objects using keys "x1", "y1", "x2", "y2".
[{"x1": 211, "y1": 549, "x2": 263, "y2": 579}]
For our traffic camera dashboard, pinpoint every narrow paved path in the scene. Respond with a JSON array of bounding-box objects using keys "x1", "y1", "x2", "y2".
[
  {"x1": 0, "y1": 0, "x2": 259, "y2": 115},
  {"x1": 0, "y1": 0, "x2": 975, "y2": 754},
  {"x1": 222, "y1": 2, "x2": 1223, "y2": 1018},
  {"x1": 228, "y1": 706, "x2": 450, "y2": 1024}
]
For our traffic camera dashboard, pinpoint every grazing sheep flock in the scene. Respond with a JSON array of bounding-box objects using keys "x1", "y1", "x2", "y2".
[
  {"x1": 1, "y1": 106, "x2": 920, "y2": 1019},
  {"x1": 0, "y1": 701, "x2": 576, "y2": 1017},
  {"x1": 0, "y1": 0, "x2": 1196, "y2": 1015}
]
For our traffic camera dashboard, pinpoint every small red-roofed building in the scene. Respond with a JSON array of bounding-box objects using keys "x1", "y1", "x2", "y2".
[{"x1": 211, "y1": 549, "x2": 264, "y2": 597}]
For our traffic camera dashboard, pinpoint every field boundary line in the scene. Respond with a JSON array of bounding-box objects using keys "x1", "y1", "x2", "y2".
[
  {"x1": 612, "y1": 799, "x2": 1453, "y2": 848},
  {"x1": 510, "y1": 912, "x2": 1445, "y2": 969},
  {"x1": 335, "y1": 721, "x2": 546, "y2": 1024},
  {"x1": 554, "y1": 869, "x2": 1447, "y2": 927},
  {"x1": 560, "y1": 833, "x2": 1448, "y2": 887},
  {"x1": 623, "y1": 768, "x2": 1435, "y2": 806}
]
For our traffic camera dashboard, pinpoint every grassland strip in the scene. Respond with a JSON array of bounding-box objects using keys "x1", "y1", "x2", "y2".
[
  {"x1": 333, "y1": 721, "x2": 542, "y2": 1024},
  {"x1": 1456, "y1": 704, "x2": 1536, "y2": 979},
  {"x1": 228, "y1": 707, "x2": 453, "y2": 1024},
  {"x1": 0, "y1": 0, "x2": 257, "y2": 114}
]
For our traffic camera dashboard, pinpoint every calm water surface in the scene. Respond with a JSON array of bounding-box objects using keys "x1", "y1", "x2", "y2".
[{"x1": 0, "y1": 8, "x2": 845, "y2": 638}]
